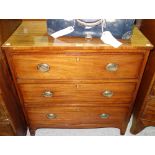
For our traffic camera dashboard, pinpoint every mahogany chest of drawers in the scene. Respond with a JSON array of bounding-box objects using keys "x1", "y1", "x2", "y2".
[
  {"x1": 2, "y1": 21, "x2": 153, "y2": 135},
  {"x1": 0, "y1": 20, "x2": 27, "y2": 136},
  {"x1": 130, "y1": 20, "x2": 155, "y2": 134}
]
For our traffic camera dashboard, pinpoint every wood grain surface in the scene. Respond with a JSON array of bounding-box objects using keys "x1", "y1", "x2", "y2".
[
  {"x1": 130, "y1": 20, "x2": 155, "y2": 134},
  {"x1": 12, "y1": 53, "x2": 144, "y2": 80},
  {"x1": 0, "y1": 20, "x2": 27, "y2": 136}
]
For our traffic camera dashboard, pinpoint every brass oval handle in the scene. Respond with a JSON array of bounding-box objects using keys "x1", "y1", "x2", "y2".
[
  {"x1": 37, "y1": 63, "x2": 50, "y2": 72},
  {"x1": 106, "y1": 63, "x2": 118, "y2": 72},
  {"x1": 42, "y1": 91, "x2": 53, "y2": 97},
  {"x1": 102, "y1": 90, "x2": 113, "y2": 98},
  {"x1": 100, "y1": 113, "x2": 109, "y2": 119},
  {"x1": 47, "y1": 113, "x2": 56, "y2": 119}
]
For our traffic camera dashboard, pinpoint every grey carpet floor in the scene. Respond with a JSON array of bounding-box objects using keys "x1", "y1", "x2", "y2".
[{"x1": 27, "y1": 117, "x2": 155, "y2": 136}]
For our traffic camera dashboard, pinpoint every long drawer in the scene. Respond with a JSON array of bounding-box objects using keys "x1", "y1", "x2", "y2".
[
  {"x1": 19, "y1": 82, "x2": 136, "y2": 106},
  {"x1": 12, "y1": 54, "x2": 143, "y2": 80},
  {"x1": 27, "y1": 106, "x2": 128, "y2": 128}
]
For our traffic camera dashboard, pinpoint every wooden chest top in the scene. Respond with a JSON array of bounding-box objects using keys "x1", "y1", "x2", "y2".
[{"x1": 2, "y1": 21, "x2": 153, "y2": 51}]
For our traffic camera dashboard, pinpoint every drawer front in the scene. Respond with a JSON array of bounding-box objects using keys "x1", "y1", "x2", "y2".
[
  {"x1": 19, "y1": 83, "x2": 136, "y2": 105},
  {"x1": 0, "y1": 95, "x2": 7, "y2": 120},
  {"x1": 142, "y1": 99, "x2": 155, "y2": 121},
  {"x1": 0, "y1": 122, "x2": 14, "y2": 136},
  {"x1": 150, "y1": 84, "x2": 155, "y2": 96},
  {"x1": 12, "y1": 54, "x2": 143, "y2": 80},
  {"x1": 27, "y1": 106, "x2": 128, "y2": 127}
]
